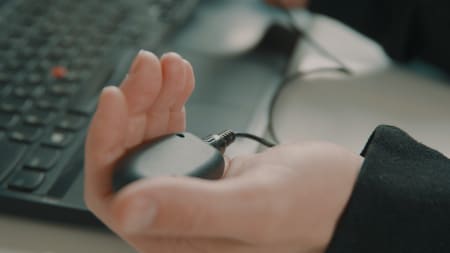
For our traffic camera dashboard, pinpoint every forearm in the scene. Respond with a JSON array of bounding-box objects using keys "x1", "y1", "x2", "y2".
[{"x1": 326, "y1": 125, "x2": 450, "y2": 252}]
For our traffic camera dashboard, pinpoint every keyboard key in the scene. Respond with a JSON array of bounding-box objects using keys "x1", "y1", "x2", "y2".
[
  {"x1": 47, "y1": 47, "x2": 65, "y2": 61},
  {"x1": 26, "y1": 73, "x2": 43, "y2": 86},
  {"x1": 12, "y1": 86, "x2": 30, "y2": 98},
  {"x1": 9, "y1": 125, "x2": 42, "y2": 143},
  {"x1": 0, "y1": 38, "x2": 9, "y2": 50},
  {"x1": 64, "y1": 70, "x2": 85, "y2": 83},
  {"x1": 57, "y1": 114, "x2": 86, "y2": 131},
  {"x1": 25, "y1": 147, "x2": 60, "y2": 171},
  {"x1": 12, "y1": 85, "x2": 44, "y2": 99},
  {"x1": 0, "y1": 113, "x2": 19, "y2": 129},
  {"x1": 70, "y1": 58, "x2": 94, "y2": 70},
  {"x1": 56, "y1": 35, "x2": 75, "y2": 48},
  {"x1": 0, "y1": 139, "x2": 27, "y2": 181},
  {"x1": 49, "y1": 83, "x2": 78, "y2": 96},
  {"x1": 0, "y1": 102, "x2": 16, "y2": 113},
  {"x1": 0, "y1": 84, "x2": 12, "y2": 96},
  {"x1": 5, "y1": 58, "x2": 22, "y2": 71},
  {"x1": 42, "y1": 130, "x2": 73, "y2": 148},
  {"x1": 23, "y1": 110, "x2": 54, "y2": 126},
  {"x1": 17, "y1": 45, "x2": 36, "y2": 59},
  {"x1": 51, "y1": 66, "x2": 68, "y2": 79},
  {"x1": 0, "y1": 97, "x2": 31, "y2": 113},
  {"x1": 34, "y1": 60, "x2": 52, "y2": 72},
  {"x1": 0, "y1": 72, "x2": 11, "y2": 85},
  {"x1": 27, "y1": 30, "x2": 47, "y2": 46},
  {"x1": 35, "y1": 96, "x2": 67, "y2": 111},
  {"x1": 8, "y1": 170, "x2": 45, "y2": 192}
]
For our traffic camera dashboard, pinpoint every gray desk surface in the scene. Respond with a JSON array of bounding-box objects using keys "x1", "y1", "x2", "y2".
[
  {"x1": 276, "y1": 13, "x2": 450, "y2": 157},
  {"x1": 2, "y1": 10, "x2": 449, "y2": 253},
  {"x1": 273, "y1": 68, "x2": 450, "y2": 157}
]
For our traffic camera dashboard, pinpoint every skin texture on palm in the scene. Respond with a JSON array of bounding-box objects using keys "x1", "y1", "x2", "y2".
[{"x1": 84, "y1": 50, "x2": 363, "y2": 253}]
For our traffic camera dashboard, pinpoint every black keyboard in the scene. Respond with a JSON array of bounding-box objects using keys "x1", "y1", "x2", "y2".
[{"x1": 0, "y1": 0, "x2": 198, "y2": 224}]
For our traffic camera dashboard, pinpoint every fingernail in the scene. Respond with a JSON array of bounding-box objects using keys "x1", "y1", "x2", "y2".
[
  {"x1": 100, "y1": 86, "x2": 119, "y2": 99},
  {"x1": 130, "y1": 49, "x2": 146, "y2": 74},
  {"x1": 123, "y1": 198, "x2": 157, "y2": 234},
  {"x1": 101, "y1": 85, "x2": 113, "y2": 93},
  {"x1": 161, "y1": 51, "x2": 181, "y2": 60}
]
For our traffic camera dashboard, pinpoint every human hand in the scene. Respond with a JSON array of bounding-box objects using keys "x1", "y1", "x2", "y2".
[
  {"x1": 84, "y1": 50, "x2": 364, "y2": 253},
  {"x1": 265, "y1": 0, "x2": 309, "y2": 8},
  {"x1": 84, "y1": 49, "x2": 194, "y2": 228}
]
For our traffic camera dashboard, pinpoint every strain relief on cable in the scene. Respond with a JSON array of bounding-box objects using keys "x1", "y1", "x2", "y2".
[{"x1": 203, "y1": 130, "x2": 236, "y2": 154}]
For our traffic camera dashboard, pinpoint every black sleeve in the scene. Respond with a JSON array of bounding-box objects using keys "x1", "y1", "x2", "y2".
[
  {"x1": 309, "y1": 0, "x2": 450, "y2": 74},
  {"x1": 325, "y1": 125, "x2": 450, "y2": 253}
]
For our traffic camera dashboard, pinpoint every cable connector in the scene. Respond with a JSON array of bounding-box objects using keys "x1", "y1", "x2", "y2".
[
  {"x1": 203, "y1": 130, "x2": 236, "y2": 154},
  {"x1": 203, "y1": 130, "x2": 276, "y2": 154}
]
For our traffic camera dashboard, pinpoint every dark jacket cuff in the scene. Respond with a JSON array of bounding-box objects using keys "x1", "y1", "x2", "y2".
[{"x1": 325, "y1": 125, "x2": 450, "y2": 253}]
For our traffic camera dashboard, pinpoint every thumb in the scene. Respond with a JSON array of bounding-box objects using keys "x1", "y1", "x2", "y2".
[{"x1": 111, "y1": 172, "x2": 284, "y2": 241}]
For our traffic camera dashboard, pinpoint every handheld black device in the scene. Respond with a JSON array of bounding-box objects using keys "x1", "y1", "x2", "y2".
[{"x1": 113, "y1": 131, "x2": 233, "y2": 191}]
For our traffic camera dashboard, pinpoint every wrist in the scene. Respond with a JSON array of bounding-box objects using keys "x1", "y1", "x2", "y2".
[
  {"x1": 312, "y1": 144, "x2": 364, "y2": 253},
  {"x1": 325, "y1": 153, "x2": 364, "y2": 252}
]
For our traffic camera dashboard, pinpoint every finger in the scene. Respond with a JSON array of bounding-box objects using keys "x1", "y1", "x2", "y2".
[
  {"x1": 110, "y1": 171, "x2": 288, "y2": 242},
  {"x1": 120, "y1": 50, "x2": 162, "y2": 115},
  {"x1": 84, "y1": 86, "x2": 128, "y2": 217},
  {"x1": 145, "y1": 52, "x2": 187, "y2": 139},
  {"x1": 171, "y1": 59, "x2": 195, "y2": 111},
  {"x1": 118, "y1": 50, "x2": 162, "y2": 147},
  {"x1": 167, "y1": 59, "x2": 196, "y2": 133},
  {"x1": 153, "y1": 52, "x2": 187, "y2": 111}
]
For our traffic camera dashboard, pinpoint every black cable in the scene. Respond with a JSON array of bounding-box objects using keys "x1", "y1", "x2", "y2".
[
  {"x1": 230, "y1": 67, "x2": 349, "y2": 149},
  {"x1": 235, "y1": 132, "x2": 276, "y2": 148},
  {"x1": 207, "y1": 8, "x2": 354, "y2": 149},
  {"x1": 266, "y1": 8, "x2": 353, "y2": 144},
  {"x1": 267, "y1": 67, "x2": 351, "y2": 144}
]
